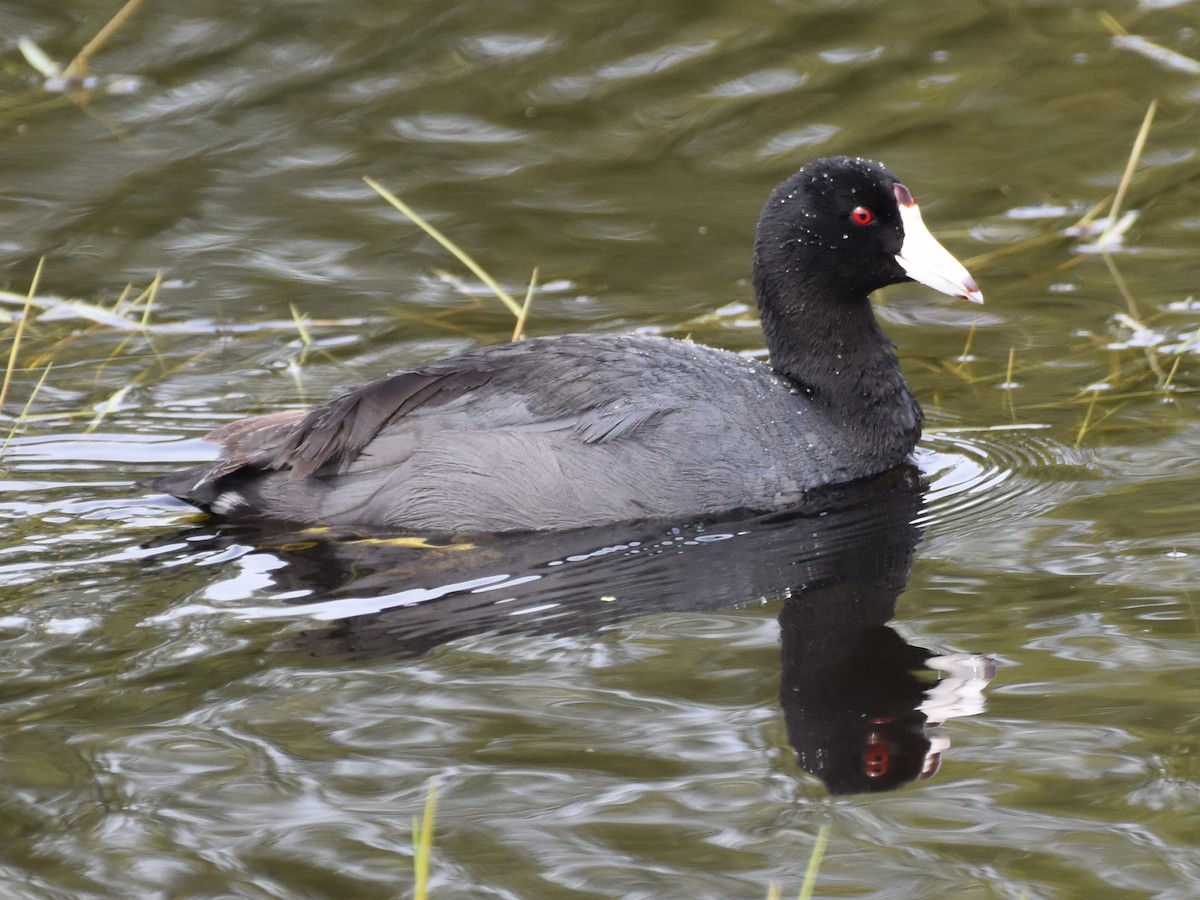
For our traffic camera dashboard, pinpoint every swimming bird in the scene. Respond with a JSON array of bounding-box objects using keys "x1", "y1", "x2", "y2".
[{"x1": 143, "y1": 156, "x2": 982, "y2": 532}]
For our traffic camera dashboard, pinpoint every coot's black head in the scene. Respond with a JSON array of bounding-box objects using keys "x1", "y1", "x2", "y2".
[{"x1": 753, "y1": 156, "x2": 982, "y2": 311}]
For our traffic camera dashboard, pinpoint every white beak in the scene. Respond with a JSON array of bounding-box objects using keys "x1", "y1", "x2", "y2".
[{"x1": 893, "y1": 183, "x2": 983, "y2": 304}]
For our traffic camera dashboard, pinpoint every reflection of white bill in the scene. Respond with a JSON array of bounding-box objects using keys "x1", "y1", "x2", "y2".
[
  {"x1": 920, "y1": 652, "x2": 997, "y2": 724},
  {"x1": 916, "y1": 653, "x2": 997, "y2": 781}
]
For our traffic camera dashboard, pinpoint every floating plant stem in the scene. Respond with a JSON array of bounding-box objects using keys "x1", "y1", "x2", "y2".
[
  {"x1": 1001, "y1": 346, "x2": 1020, "y2": 421},
  {"x1": 512, "y1": 266, "x2": 538, "y2": 342},
  {"x1": 1075, "y1": 387, "x2": 1100, "y2": 447},
  {"x1": 1065, "y1": 99, "x2": 1155, "y2": 246},
  {"x1": 363, "y1": 176, "x2": 523, "y2": 320},
  {"x1": 798, "y1": 824, "x2": 830, "y2": 900},
  {"x1": 1, "y1": 362, "x2": 52, "y2": 457},
  {"x1": 1100, "y1": 12, "x2": 1200, "y2": 75},
  {"x1": 0, "y1": 259, "x2": 44, "y2": 414},
  {"x1": 17, "y1": 38, "x2": 61, "y2": 79},
  {"x1": 1099, "y1": 99, "x2": 1156, "y2": 249},
  {"x1": 767, "y1": 824, "x2": 831, "y2": 900},
  {"x1": 412, "y1": 785, "x2": 437, "y2": 900},
  {"x1": 289, "y1": 302, "x2": 313, "y2": 348},
  {"x1": 956, "y1": 321, "x2": 977, "y2": 368},
  {"x1": 1161, "y1": 354, "x2": 1182, "y2": 393},
  {"x1": 135, "y1": 271, "x2": 162, "y2": 331},
  {"x1": 85, "y1": 384, "x2": 132, "y2": 433},
  {"x1": 61, "y1": 0, "x2": 148, "y2": 85}
]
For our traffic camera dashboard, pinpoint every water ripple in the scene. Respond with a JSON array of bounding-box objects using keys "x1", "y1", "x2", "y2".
[{"x1": 917, "y1": 427, "x2": 1095, "y2": 537}]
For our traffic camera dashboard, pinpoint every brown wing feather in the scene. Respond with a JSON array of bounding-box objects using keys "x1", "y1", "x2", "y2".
[{"x1": 194, "y1": 410, "x2": 308, "y2": 486}]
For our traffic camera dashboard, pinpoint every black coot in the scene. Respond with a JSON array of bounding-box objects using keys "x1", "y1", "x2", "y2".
[{"x1": 143, "y1": 156, "x2": 982, "y2": 532}]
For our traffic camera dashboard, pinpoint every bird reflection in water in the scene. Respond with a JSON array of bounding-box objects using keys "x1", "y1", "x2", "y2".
[{"x1": 157, "y1": 466, "x2": 993, "y2": 795}]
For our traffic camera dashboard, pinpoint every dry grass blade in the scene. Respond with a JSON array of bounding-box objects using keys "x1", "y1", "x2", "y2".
[
  {"x1": 1100, "y1": 99, "x2": 1156, "y2": 247},
  {"x1": 1, "y1": 362, "x2": 53, "y2": 458},
  {"x1": 0, "y1": 273, "x2": 166, "y2": 333},
  {"x1": 1066, "y1": 99, "x2": 1155, "y2": 244},
  {"x1": 1098, "y1": 10, "x2": 1128, "y2": 37},
  {"x1": 1100, "y1": 254, "x2": 1170, "y2": 385},
  {"x1": 110, "y1": 283, "x2": 135, "y2": 316},
  {"x1": 957, "y1": 321, "x2": 977, "y2": 365},
  {"x1": 134, "y1": 271, "x2": 162, "y2": 330},
  {"x1": 289, "y1": 302, "x2": 313, "y2": 348},
  {"x1": 994, "y1": 346, "x2": 1017, "y2": 388},
  {"x1": 1065, "y1": 195, "x2": 1116, "y2": 236},
  {"x1": 286, "y1": 303, "x2": 314, "y2": 399},
  {"x1": 412, "y1": 785, "x2": 437, "y2": 900},
  {"x1": 1113, "y1": 35, "x2": 1200, "y2": 75},
  {"x1": 766, "y1": 825, "x2": 830, "y2": 899},
  {"x1": 1101, "y1": 14, "x2": 1200, "y2": 75},
  {"x1": 85, "y1": 385, "x2": 132, "y2": 433},
  {"x1": 363, "y1": 176, "x2": 523, "y2": 319},
  {"x1": 1075, "y1": 388, "x2": 1101, "y2": 447},
  {"x1": 1, "y1": 258, "x2": 44, "y2": 414},
  {"x1": 798, "y1": 824, "x2": 830, "y2": 900},
  {"x1": 1162, "y1": 354, "x2": 1182, "y2": 392},
  {"x1": 61, "y1": 0, "x2": 147, "y2": 84},
  {"x1": 17, "y1": 37, "x2": 61, "y2": 79},
  {"x1": 513, "y1": 266, "x2": 538, "y2": 341},
  {"x1": 1002, "y1": 346, "x2": 1019, "y2": 421}
]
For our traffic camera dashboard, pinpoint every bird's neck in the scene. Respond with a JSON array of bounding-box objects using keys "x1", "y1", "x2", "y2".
[{"x1": 758, "y1": 284, "x2": 923, "y2": 450}]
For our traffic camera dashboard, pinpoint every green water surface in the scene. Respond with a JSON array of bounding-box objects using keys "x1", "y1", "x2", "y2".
[{"x1": 1, "y1": 1, "x2": 1198, "y2": 897}]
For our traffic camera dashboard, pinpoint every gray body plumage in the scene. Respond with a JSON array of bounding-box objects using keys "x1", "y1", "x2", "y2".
[{"x1": 150, "y1": 332, "x2": 919, "y2": 532}]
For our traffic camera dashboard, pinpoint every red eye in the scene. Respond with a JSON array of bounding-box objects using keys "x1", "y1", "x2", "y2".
[{"x1": 851, "y1": 206, "x2": 874, "y2": 226}]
